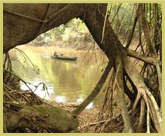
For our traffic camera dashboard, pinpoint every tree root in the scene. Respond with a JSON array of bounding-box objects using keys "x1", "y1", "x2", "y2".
[
  {"x1": 136, "y1": 99, "x2": 145, "y2": 133},
  {"x1": 123, "y1": 57, "x2": 162, "y2": 133},
  {"x1": 115, "y1": 55, "x2": 133, "y2": 132},
  {"x1": 4, "y1": 105, "x2": 79, "y2": 133}
]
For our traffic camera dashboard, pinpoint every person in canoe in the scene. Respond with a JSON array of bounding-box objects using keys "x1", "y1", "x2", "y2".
[
  {"x1": 54, "y1": 51, "x2": 58, "y2": 57},
  {"x1": 54, "y1": 51, "x2": 64, "y2": 57}
]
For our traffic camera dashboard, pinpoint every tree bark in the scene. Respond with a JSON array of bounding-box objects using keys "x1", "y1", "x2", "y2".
[
  {"x1": 3, "y1": 4, "x2": 85, "y2": 53},
  {"x1": 83, "y1": 4, "x2": 134, "y2": 132}
]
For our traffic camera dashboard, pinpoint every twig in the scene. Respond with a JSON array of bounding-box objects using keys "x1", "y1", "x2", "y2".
[
  {"x1": 82, "y1": 4, "x2": 88, "y2": 21},
  {"x1": 82, "y1": 113, "x2": 121, "y2": 129},
  {"x1": 3, "y1": 69, "x2": 34, "y2": 93},
  {"x1": 97, "y1": 4, "x2": 105, "y2": 18},
  {"x1": 14, "y1": 48, "x2": 40, "y2": 73},
  {"x1": 3, "y1": 124, "x2": 8, "y2": 133},
  {"x1": 3, "y1": 10, "x2": 47, "y2": 23},
  {"x1": 110, "y1": 3, "x2": 122, "y2": 24},
  {"x1": 101, "y1": 4, "x2": 109, "y2": 44},
  {"x1": 126, "y1": 4, "x2": 140, "y2": 48},
  {"x1": 3, "y1": 83, "x2": 19, "y2": 102},
  {"x1": 33, "y1": 82, "x2": 50, "y2": 98}
]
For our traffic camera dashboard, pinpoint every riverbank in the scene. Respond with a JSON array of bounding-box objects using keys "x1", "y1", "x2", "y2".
[
  {"x1": 6, "y1": 45, "x2": 123, "y2": 133},
  {"x1": 44, "y1": 99, "x2": 124, "y2": 133},
  {"x1": 44, "y1": 100, "x2": 102, "y2": 133}
]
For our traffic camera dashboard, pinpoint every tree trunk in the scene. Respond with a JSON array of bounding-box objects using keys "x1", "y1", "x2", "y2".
[{"x1": 82, "y1": 4, "x2": 134, "y2": 132}]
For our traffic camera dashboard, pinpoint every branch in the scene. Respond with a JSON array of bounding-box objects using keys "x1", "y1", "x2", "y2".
[
  {"x1": 139, "y1": 4, "x2": 157, "y2": 58},
  {"x1": 72, "y1": 61, "x2": 113, "y2": 117},
  {"x1": 110, "y1": 3, "x2": 122, "y2": 24},
  {"x1": 126, "y1": 4, "x2": 140, "y2": 48},
  {"x1": 101, "y1": 4, "x2": 109, "y2": 44},
  {"x1": 125, "y1": 48, "x2": 155, "y2": 65}
]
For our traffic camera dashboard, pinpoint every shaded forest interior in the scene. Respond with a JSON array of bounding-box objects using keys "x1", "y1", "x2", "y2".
[{"x1": 3, "y1": 3, "x2": 162, "y2": 133}]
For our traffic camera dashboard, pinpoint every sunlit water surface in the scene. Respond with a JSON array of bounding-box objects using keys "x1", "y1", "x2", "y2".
[{"x1": 11, "y1": 45, "x2": 108, "y2": 109}]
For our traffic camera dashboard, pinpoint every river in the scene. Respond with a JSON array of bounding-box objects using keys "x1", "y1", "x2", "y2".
[{"x1": 11, "y1": 45, "x2": 108, "y2": 109}]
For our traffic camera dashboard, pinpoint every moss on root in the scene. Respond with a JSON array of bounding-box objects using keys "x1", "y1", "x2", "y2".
[{"x1": 4, "y1": 105, "x2": 79, "y2": 133}]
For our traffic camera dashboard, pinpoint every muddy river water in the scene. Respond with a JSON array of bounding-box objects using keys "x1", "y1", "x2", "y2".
[{"x1": 11, "y1": 45, "x2": 108, "y2": 109}]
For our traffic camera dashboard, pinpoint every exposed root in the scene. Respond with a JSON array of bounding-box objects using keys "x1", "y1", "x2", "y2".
[{"x1": 136, "y1": 99, "x2": 145, "y2": 133}]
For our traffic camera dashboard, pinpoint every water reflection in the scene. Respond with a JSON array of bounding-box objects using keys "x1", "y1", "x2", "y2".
[
  {"x1": 76, "y1": 97, "x2": 83, "y2": 103},
  {"x1": 76, "y1": 97, "x2": 93, "y2": 109},
  {"x1": 12, "y1": 46, "x2": 108, "y2": 108},
  {"x1": 86, "y1": 102, "x2": 93, "y2": 109},
  {"x1": 55, "y1": 96, "x2": 66, "y2": 103}
]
